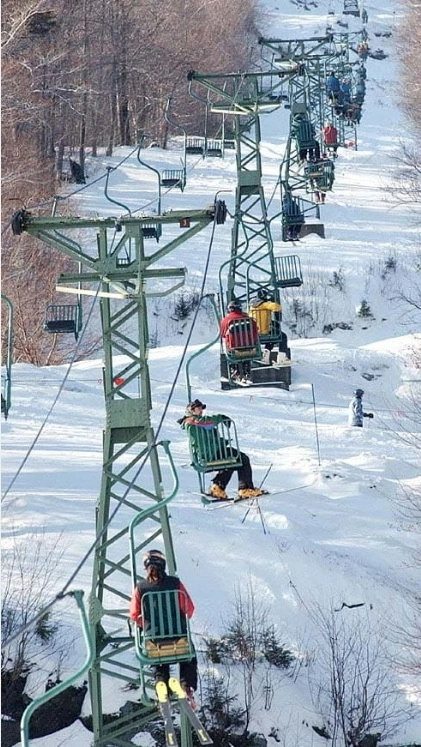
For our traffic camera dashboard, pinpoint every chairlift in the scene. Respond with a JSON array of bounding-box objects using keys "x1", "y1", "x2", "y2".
[
  {"x1": 343, "y1": 0, "x2": 360, "y2": 15},
  {"x1": 134, "y1": 589, "x2": 195, "y2": 666},
  {"x1": 205, "y1": 139, "x2": 223, "y2": 158},
  {"x1": 185, "y1": 137, "x2": 205, "y2": 155},
  {"x1": 162, "y1": 99, "x2": 187, "y2": 190},
  {"x1": 44, "y1": 301, "x2": 83, "y2": 340},
  {"x1": 275, "y1": 255, "x2": 303, "y2": 289},
  {"x1": 136, "y1": 145, "x2": 162, "y2": 241},
  {"x1": 161, "y1": 168, "x2": 186, "y2": 191},
  {"x1": 187, "y1": 416, "x2": 243, "y2": 494}
]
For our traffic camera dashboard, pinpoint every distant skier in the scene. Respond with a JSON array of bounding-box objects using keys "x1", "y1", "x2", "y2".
[{"x1": 348, "y1": 389, "x2": 374, "y2": 426}]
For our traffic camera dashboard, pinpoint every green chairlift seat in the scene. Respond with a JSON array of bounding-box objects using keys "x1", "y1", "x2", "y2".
[
  {"x1": 186, "y1": 137, "x2": 205, "y2": 155},
  {"x1": 343, "y1": 0, "x2": 360, "y2": 15},
  {"x1": 224, "y1": 318, "x2": 261, "y2": 363},
  {"x1": 206, "y1": 139, "x2": 223, "y2": 158},
  {"x1": 187, "y1": 417, "x2": 243, "y2": 493},
  {"x1": 44, "y1": 303, "x2": 82, "y2": 340},
  {"x1": 275, "y1": 255, "x2": 303, "y2": 289},
  {"x1": 135, "y1": 589, "x2": 195, "y2": 665},
  {"x1": 292, "y1": 118, "x2": 317, "y2": 149},
  {"x1": 304, "y1": 161, "x2": 325, "y2": 180},
  {"x1": 304, "y1": 159, "x2": 335, "y2": 192},
  {"x1": 142, "y1": 223, "x2": 162, "y2": 241},
  {"x1": 161, "y1": 169, "x2": 186, "y2": 191}
]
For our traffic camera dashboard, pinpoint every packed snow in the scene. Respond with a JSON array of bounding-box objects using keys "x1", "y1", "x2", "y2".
[{"x1": 2, "y1": 0, "x2": 420, "y2": 745}]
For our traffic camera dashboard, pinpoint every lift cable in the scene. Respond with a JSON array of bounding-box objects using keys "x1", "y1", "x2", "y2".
[{"x1": 1, "y1": 224, "x2": 124, "y2": 504}]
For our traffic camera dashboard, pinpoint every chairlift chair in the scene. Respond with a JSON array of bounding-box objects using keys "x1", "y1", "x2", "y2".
[
  {"x1": 224, "y1": 318, "x2": 261, "y2": 364},
  {"x1": 142, "y1": 223, "x2": 162, "y2": 241},
  {"x1": 343, "y1": 0, "x2": 360, "y2": 15},
  {"x1": 275, "y1": 255, "x2": 303, "y2": 289},
  {"x1": 188, "y1": 417, "x2": 243, "y2": 494},
  {"x1": 205, "y1": 139, "x2": 223, "y2": 158},
  {"x1": 134, "y1": 589, "x2": 195, "y2": 666},
  {"x1": 186, "y1": 137, "x2": 205, "y2": 155},
  {"x1": 161, "y1": 169, "x2": 186, "y2": 191},
  {"x1": 44, "y1": 302, "x2": 82, "y2": 340}
]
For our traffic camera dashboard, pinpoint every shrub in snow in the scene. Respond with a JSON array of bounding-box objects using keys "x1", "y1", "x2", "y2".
[{"x1": 357, "y1": 299, "x2": 373, "y2": 318}]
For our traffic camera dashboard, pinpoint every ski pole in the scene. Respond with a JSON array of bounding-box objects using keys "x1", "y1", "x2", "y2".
[
  {"x1": 259, "y1": 463, "x2": 273, "y2": 489},
  {"x1": 310, "y1": 384, "x2": 321, "y2": 466}
]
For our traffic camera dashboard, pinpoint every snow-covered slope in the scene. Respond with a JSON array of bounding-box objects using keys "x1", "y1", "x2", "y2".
[{"x1": 2, "y1": 1, "x2": 420, "y2": 745}]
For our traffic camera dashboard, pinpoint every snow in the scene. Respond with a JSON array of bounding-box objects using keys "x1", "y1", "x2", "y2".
[{"x1": 2, "y1": 0, "x2": 421, "y2": 745}]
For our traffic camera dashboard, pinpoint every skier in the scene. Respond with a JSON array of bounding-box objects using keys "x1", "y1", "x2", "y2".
[
  {"x1": 348, "y1": 389, "x2": 374, "y2": 427},
  {"x1": 282, "y1": 193, "x2": 304, "y2": 240},
  {"x1": 248, "y1": 289, "x2": 282, "y2": 364},
  {"x1": 220, "y1": 300, "x2": 259, "y2": 384},
  {"x1": 129, "y1": 549, "x2": 198, "y2": 702},
  {"x1": 179, "y1": 399, "x2": 266, "y2": 500},
  {"x1": 322, "y1": 122, "x2": 339, "y2": 156}
]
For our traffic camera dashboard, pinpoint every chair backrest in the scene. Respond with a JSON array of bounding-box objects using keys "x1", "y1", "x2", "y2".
[
  {"x1": 225, "y1": 318, "x2": 257, "y2": 351},
  {"x1": 141, "y1": 589, "x2": 187, "y2": 639},
  {"x1": 188, "y1": 418, "x2": 242, "y2": 471},
  {"x1": 138, "y1": 589, "x2": 193, "y2": 663}
]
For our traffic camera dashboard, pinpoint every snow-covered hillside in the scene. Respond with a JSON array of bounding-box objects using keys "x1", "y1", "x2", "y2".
[{"x1": 2, "y1": 0, "x2": 420, "y2": 746}]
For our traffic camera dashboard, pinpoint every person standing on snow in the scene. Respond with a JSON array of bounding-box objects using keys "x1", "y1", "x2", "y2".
[
  {"x1": 179, "y1": 399, "x2": 266, "y2": 500},
  {"x1": 348, "y1": 388, "x2": 374, "y2": 426},
  {"x1": 129, "y1": 549, "x2": 198, "y2": 703}
]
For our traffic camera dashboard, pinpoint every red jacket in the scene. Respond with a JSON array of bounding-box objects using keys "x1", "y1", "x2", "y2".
[
  {"x1": 322, "y1": 125, "x2": 338, "y2": 145},
  {"x1": 129, "y1": 575, "x2": 194, "y2": 628},
  {"x1": 220, "y1": 311, "x2": 259, "y2": 349}
]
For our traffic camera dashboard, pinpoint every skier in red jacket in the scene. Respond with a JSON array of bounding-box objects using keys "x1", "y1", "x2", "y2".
[
  {"x1": 220, "y1": 300, "x2": 259, "y2": 384},
  {"x1": 129, "y1": 549, "x2": 197, "y2": 700}
]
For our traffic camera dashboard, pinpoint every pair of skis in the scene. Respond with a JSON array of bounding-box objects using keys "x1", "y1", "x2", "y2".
[
  {"x1": 156, "y1": 677, "x2": 213, "y2": 746},
  {"x1": 200, "y1": 489, "x2": 270, "y2": 507}
]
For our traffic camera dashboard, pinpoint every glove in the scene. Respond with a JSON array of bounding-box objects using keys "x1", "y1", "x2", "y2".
[
  {"x1": 177, "y1": 417, "x2": 187, "y2": 425},
  {"x1": 363, "y1": 412, "x2": 374, "y2": 419},
  {"x1": 368, "y1": 413, "x2": 374, "y2": 419},
  {"x1": 221, "y1": 415, "x2": 232, "y2": 427}
]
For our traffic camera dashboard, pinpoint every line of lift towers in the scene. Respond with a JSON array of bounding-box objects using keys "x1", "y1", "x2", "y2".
[{"x1": 10, "y1": 22, "x2": 368, "y2": 747}]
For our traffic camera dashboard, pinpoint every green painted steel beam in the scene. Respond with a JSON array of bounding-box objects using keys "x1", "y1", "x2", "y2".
[{"x1": 12, "y1": 202, "x2": 225, "y2": 745}]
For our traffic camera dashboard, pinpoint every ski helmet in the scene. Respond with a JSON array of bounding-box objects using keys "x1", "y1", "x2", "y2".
[
  {"x1": 143, "y1": 549, "x2": 166, "y2": 570},
  {"x1": 257, "y1": 288, "x2": 269, "y2": 301},
  {"x1": 354, "y1": 388, "x2": 364, "y2": 397},
  {"x1": 228, "y1": 300, "x2": 242, "y2": 312}
]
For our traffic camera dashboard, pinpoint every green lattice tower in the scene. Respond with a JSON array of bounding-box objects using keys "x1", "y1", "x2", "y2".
[
  {"x1": 321, "y1": 30, "x2": 367, "y2": 149},
  {"x1": 11, "y1": 205, "x2": 225, "y2": 746},
  {"x1": 188, "y1": 69, "x2": 305, "y2": 388},
  {"x1": 258, "y1": 36, "x2": 333, "y2": 236},
  {"x1": 188, "y1": 69, "x2": 303, "y2": 305}
]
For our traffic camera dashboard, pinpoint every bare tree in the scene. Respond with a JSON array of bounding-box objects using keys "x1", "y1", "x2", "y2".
[
  {"x1": 1, "y1": 529, "x2": 70, "y2": 685},
  {"x1": 309, "y1": 605, "x2": 414, "y2": 746}
]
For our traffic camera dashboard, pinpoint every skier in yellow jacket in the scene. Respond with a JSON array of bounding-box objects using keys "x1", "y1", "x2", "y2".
[{"x1": 248, "y1": 289, "x2": 282, "y2": 364}]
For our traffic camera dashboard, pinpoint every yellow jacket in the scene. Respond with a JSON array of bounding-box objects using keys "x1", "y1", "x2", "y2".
[{"x1": 248, "y1": 300, "x2": 282, "y2": 334}]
